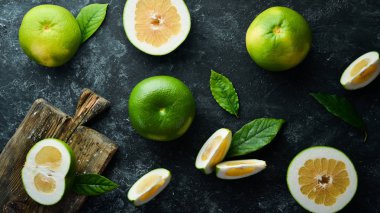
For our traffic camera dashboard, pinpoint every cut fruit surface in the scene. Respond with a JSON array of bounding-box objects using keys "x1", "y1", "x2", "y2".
[
  {"x1": 216, "y1": 159, "x2": 266, "y2": 180},
  {"x1": 128, "y1": 168, "x2": 171, "y2": 206},
  {"x1": 195, "y1": 128, "x2": 232, "y2": 174},
  {"x1": 340, "y1": 51, "x2": 380, "y2": 90},
  {"x1": 22, "y1": 138, "x2": 75, "y2": 205},
  {"x1": 123, "y1": 0, "x2": 191, "y2": 55},
  {"x1": 287, "y1": 146, "x2": 357, "y2": 213}
]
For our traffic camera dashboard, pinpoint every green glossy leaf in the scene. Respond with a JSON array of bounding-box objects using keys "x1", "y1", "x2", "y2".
[
  {"x1": 227, "y1": 118, "x2": 285, "y2": 157},
  {"x1": 76, "y1": 4, "x2": 108, "y2": 43},
  {"x1": 210, "y1": 70, "x2": 239, "y2": 117},
  {"x1": 310, "y1": 92, "x2": 367, "y2": 141},
  {"x1": 73, "y1": 174, "x2": 118, "y2": 196}
]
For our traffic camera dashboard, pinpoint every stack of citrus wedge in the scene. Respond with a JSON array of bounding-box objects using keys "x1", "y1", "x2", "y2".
[{"x1": 195, "y1": 128, "x2": 267, "y2": 179}]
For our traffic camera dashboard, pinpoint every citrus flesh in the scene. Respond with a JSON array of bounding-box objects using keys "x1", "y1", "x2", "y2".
[
  {"x1": 127, "y1": 168, "x2": 171, "y2": 206},
  {"x1": 195, "y1": 128, "x2": 232, "y2": 174},
  {"x1": 128, "y1": 76, "x2": 195, "y2": 141},
  {"x1": 216, "y1": 159, "x2": 266, "y2": 180},
  {"x1": 340, "y1": 51, "x2": 380, "y2": 90},
  {"x1": 123, "y1": 0, "x2": 191, "y2": 55},
  {"x1": 19, "y1": 4, "x2": 81, "y2": 67},
  {"x1": 287, "y1": 146, "x2": 357, "y2": 213},
  {"x1": 22, "y1": 138, "x2": 76, "y2": 205},
  {"x1": 246, "y1": 6, "x2": 312, "y2": 71}
]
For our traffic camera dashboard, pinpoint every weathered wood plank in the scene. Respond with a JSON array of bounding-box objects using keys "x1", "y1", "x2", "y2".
[{"x1": 0, "y1": 89, "x2": 117, "y2": 213}]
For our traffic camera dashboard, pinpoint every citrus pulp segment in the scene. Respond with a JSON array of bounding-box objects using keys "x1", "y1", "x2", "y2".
[
  {"x1": 127, "y1": 168, "x2": 171, "y2": 206},
  {"x1": 287, "y1": 146, "x2": 357, "y2": 213},
  {"x1": 340, "y1": 51, "x2": 380, "y2": 90},
  {"x1": 216, "y1": 159, "x2": 266, "y2": 180},
  {"x1": 195, "y1": 128, "x2": 232, "y2": 174},
  {"x1": 22, "y1": 138, "x2": 76, "y2": 205},
  {"x1": 123, "y1": 0, "x2": 191, "y2": 55}
]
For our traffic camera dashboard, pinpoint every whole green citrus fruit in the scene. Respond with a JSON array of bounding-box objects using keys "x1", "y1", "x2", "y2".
[
  {"x1": 246, "y1": 6, "x2": 312, "y2": 71},
  {"x1": 128, "y1": 76, "x2": 196, "y2": 141},
  {"x1": 19, "y1": 5, "x2": 81, "y2": 67}
]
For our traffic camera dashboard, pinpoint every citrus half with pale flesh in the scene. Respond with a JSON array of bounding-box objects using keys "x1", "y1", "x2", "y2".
[
  {"x1": 287, "y1": 146, "x2": 357, "y2": 213},
  {"x1": 123, "y1": 0, "x2": 191, "y2": 55}
]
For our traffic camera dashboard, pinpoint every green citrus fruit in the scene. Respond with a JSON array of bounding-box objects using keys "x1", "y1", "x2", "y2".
[
  {"x1": 128, "y1": 76, "x2": 196, "y2": 141},
  {"x1": 246, "y1": 6, "x2": 312, "y2": 71},
  {"x1": 19, "y1": 5, "x2": 81, "y2": 67}
]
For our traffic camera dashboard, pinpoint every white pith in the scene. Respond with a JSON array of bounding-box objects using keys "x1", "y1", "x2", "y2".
[
  {"x1": 287, "y1": 146, "x2": 357, "y2": 213},
  {"x1": 127, "y1": 168, "x2": 171, "y2": 206},
  {"x1": 216, "y1": 159, "x2": 267, "y2": 180},
  {"x1": 340, "y1": 51, "x2": 380, "y2": 90},
  {"x1": 22, "y1": 138, "x2": 72, "y2": 205},
  {"x1": 195, "y1": 128, "x2": 232, "y2": 174},
  {"x1": 123, "y1": 0, "x2": 191, "y2": 55}
]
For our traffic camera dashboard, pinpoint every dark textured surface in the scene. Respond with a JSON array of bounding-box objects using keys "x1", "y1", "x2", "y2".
[{"x1": 1, "y1": 0, "x2": 380, "y2": 212}]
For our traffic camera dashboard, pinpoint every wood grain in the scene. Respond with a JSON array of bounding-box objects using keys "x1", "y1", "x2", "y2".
[{"x1": 0, "y1": 89, "x2": 118, "y2": 213}]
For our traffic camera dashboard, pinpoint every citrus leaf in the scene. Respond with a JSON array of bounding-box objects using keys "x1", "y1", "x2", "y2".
[
  {"x1": 73, "y1": 174, "x2": 118, "y2": 196},
  {"x1": 310, "y1": 92, "x2": 367, "y2": 141},
  {"x1": 76, "y1": 4, "x2": 108, "y2": 43},
  {"x1": 210, "y1": 70, "x2": 239, "y2": 117},
  {"x1": 227, "y1": 118, "x2": 285, "y2": 157}
]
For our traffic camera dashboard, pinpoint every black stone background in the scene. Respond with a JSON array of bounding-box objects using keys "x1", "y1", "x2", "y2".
[{"x1": 1, "y1": 0, "x2": 380, "y2": 212}]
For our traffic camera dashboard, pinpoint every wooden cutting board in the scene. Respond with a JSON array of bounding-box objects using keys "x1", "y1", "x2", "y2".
[{"x1": 0, "y1": 89, "x2": 118, "y2": 213}]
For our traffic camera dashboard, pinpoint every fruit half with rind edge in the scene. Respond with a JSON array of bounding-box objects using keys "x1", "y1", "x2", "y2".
[
  {"x1": 216, "y1": 159, "x2": 266, "y2": 180},
  {"x1": 123, "y1": 0, "x2": 191, "y2": 55},
  {"x1": 340, "y1": 51, "x2": 380, "y2": 90},
  {"x1": 22, "y1": 138, "x2": 76, "y2": 205},
  {"x1": 127, "y1": 168, "x2": 171, "y2": 206},
  {"x1": 195, "y1": 128, "x2": 232, "y2": 174},
  {"x1": 287, "y1": 146, "x2": 357, "y2": 213}
]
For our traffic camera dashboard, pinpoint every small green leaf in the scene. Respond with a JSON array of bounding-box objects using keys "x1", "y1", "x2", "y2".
[
  {"x1": 210, "y1": 70, "x2": 239, "y2": 117},
  {"x1": 310, "y1": 92, "x2": 367, "y2": 141},
  {"x1": 227, "y1": 118, "x2": 285, "y2": 157},
  {"x1": 76, "y1": 4, "x2": 108, "y2": 43},
  {"x1": 73, "y1": 174, "x2": 118, "y2": 196}
]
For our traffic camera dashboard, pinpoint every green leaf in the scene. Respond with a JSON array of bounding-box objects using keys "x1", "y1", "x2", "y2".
[
  {"x1": 73, "y1": 174, "x2": 119, "y2": 196},
  {"x1": 310, "y1": 92, "x2": 367, "y2": 141},
  {"x1": 76, "y1": 4, "x2": 108, "y2": 43},
  {"x1": 210, "y1": 70, "x2": 239, "y2": 117},
  {"x1": 227, "y1": 118, "x2": 285, "y2": 157}
]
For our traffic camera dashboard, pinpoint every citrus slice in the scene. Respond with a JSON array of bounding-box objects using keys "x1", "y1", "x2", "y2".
[
  {"x1": 127, "y1": 168, "x2": 171, "y2": 206},
  {"x1": 195, "y1": 128, "x2": 232, "y2": 174},
  {"x1": 123, "y1": 0, "x2": 191, "y2": 55},
  {"x1": 216, "y1": 159, "x2": 266, "y2": 180},
  {"x1": 287, "y1": 146, "x2": 358, "y2": 213},
  {"x1": 22, "y1": 138, "x2": 76, "y2": 205},
  {"x1": 340, "y1": 51, "x2": 380, "y2": 90}
]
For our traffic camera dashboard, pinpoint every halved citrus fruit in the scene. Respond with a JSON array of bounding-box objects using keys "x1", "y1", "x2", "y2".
[
  {"x1": 22, "y1": 138, "x2": 76, "y2": 205},
  {"x1": 195, "y1": 128, "x2": 232, "y2": 174},
  {"x1": 216, "y1": 159, "x2": 266, "y2": 180},
  {"x1": 123, "y1": 0, "x2": 191, "y2": 55},
  {"x1": 287, "y1": 146, "x2": 357, "y2": 213},
  {"x1": 128, "y1": 168, "x2": 171, "y2": 206},
  {"x1": 340, "y1": 51, "x2": 380, "y2": 90}
]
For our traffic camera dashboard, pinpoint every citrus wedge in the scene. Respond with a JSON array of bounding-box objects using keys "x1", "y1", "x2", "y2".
[
  {"x1": 340, "y1": 51, "x2": 380, "y2": 90},
  {"x1": 195, "y1": 128, "x2": 232, "y2": 174},
  {"x1": 123, "y1": 0, "x2": 191, "y2": 55},
  {"x1": 287, "y1": 146, "x2": 358, "y2": 213},
  {"x1": 216, "y1": 159, "x2": 266, "y2": 180},
  {"x1": 128, "y1": 168, "x2": 171, "y2": 206},
  {"x1": 22, "y1": 138, "x2": 76, "y2": 205}
]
